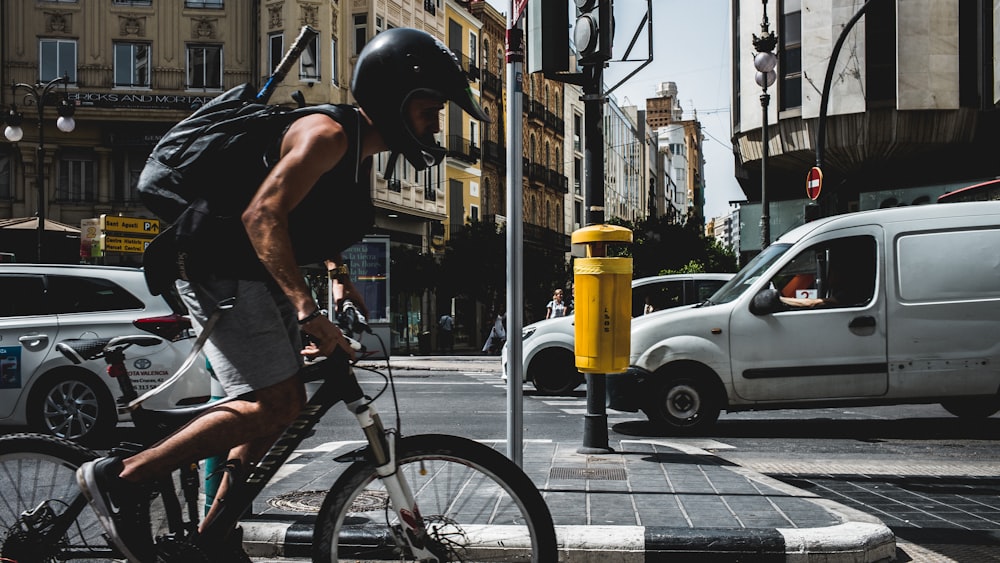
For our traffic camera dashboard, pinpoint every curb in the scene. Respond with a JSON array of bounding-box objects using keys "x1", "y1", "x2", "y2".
[{"x1": 239, "y1": 519, "x2": 895, "y2": 562}]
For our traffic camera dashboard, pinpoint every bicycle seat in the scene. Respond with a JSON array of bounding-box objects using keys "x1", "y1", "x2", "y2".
[{"x1": 57, "y1": 335, "x2": 164, "y2": 364}]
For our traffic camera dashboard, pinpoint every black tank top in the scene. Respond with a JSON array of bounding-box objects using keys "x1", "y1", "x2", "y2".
[{"x1": 204, "y1": 104, "x2": 376, "y2": 280}]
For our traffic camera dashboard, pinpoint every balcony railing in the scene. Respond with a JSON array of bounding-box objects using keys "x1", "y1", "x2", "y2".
[
  {"x1": 483, "y1": 140, "x2": 506, "y2": 170},
  {"x1": 526, "y1": 100, "x2": 545, "y2": 123},
  {"x1": 446, "y1": 135, "x2": 480, "y2": 164},
  {"x1": 481, "y1": 70, "x2": 501, "y2": 96},
  {"x1": 546, "y1": 168, "x2": 569, "y2": 192},
  {"x1": 457, "y1": 54, "x2": 480, "y2": 81},
  {"x1": 544, "y1": 110, "x2": 564, "y2": 135},
  {"x1": 523, "y1": 222, "x2": 570, "y2": 251},
  {"x1": 527, "y1": 162, "x2": 547, "y2": 185}
]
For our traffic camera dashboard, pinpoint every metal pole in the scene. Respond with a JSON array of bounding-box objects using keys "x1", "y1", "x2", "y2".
[
  {"x1": 759, "y1": 91, "x2": 770, "y2": 249},
  {"x1": 578, "y1": 63, "x2": 612, "y2": 454},
  {"x1": 35, "y1": 104, "x2": 45, "y2": 263},
  {"x1": 505, "y1": 4, "x2": 525, "y2": 467},
  {"x1": 8, "y1": 76, "x2": 69, "y2": 263},
  {"x1": 816, "y1": 0, "x2": 881, "y2": 170}
]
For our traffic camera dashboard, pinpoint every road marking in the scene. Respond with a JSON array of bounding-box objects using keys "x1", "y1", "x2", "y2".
[{"x1": 720, "y1": 457, "x2": 1000, "y2": 476}]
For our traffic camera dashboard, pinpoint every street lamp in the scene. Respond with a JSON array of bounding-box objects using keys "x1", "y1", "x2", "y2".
[
  {"x1": 752, "y1": 0, "x2": 777, "y2": 250},
  {"x1": 4, "y1": 75, "x2": 76, "y2": 263}
]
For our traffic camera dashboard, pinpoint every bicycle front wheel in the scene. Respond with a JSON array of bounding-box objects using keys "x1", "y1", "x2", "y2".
[
  {"x1": 0, "y1": 433, "x2": 115, "y2": 562},
  {"x1": 313, "y1": 434, "x2": 558, "y2": 562}
]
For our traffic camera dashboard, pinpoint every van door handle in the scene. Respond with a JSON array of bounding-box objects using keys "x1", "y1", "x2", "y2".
[{"x1": 849, "y1": 316, "x2": 876, "y2": 329}]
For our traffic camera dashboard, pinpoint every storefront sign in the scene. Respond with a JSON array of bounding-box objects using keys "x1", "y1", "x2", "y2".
[{"x1": 68, "y1": 91, "x2": 218, "y2": 111}]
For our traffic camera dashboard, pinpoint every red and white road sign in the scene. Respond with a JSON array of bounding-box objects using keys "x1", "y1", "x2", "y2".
[
  {"x1": 514, "y1": 0, "x2": 528, "y2": 23},
  {"x1": 806, "y1": 166, "x2": 823, "y2": 200}
]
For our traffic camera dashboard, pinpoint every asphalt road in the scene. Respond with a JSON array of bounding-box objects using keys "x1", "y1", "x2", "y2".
[{"x1": 323, "y1": 368, "x2": 1000, "y2": 562}]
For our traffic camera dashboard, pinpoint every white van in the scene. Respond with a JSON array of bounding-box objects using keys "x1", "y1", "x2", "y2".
[{"x1": 608, "y1": 202, "x2": 1000, "y2": 433}]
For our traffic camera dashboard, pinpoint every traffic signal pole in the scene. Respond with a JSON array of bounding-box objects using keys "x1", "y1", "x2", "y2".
[{"x1": 578, "y1": 61, "x2": 613, "y2": 454}]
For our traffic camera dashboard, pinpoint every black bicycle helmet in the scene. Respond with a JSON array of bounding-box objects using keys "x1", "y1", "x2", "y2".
[{"x1": 351, "y1": 27, "x2": 489, "y2": 173}]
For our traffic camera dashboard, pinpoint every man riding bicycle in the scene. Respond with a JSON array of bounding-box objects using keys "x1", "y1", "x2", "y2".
[{"x1": 76, "y1": 28, "x2": 489, "y2": 562}]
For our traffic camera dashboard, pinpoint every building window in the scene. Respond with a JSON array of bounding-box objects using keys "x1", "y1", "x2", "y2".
[
  {"x1": 187, "y1": 44, "x2": 222, "y2": 89},
  {"x1": 113, "y1": 148, "x2": 148, "y2": 203},
  {"x1": 865, "y1": 0, "x2": 895, "y2": 108},
  {"x1": 57, "y1": 151, "x2": 96, "y2": 202},
  {"x1": 483, "y1": 38, "x2": 490, "y2": 71},
  {"x1": 299, "y1": 33, "x2": 320, "y2": 81},
  {"x1": 114, "y1": 43, "x2": 150, "y2": 87},
  {"x1": 354, "y1": 14, "x2": 368, "y2": 55},
  {"x1": 268, "y1": 33, "x2": 283, "y2": 73},
  {"x1": 0, "y1": 152, "x2": 10, "y2": 200},
  {"x1": 574, "y1": 157, "x2": 581, "y2": 194},
  {"x1": 39, "y1": 39, "x2": 77, "y2": 83},
  {"x1": 331, "y1": 37, "x2": 339, "y2": 85},
  {"x1": 779, "y1": 0, "x2": 802, "y2": 110},
  {"x1": 185, "y1": 0, "x2": 223, "y2": 8},
  {"x1": 468, "y1": 31, "x2": 478, "y2": 70},
  {"x1": 113, "y1": 0, "x2": 151, "y2": 5},
  {"x1": 573, "y1": 113, "x2": 582, "y2": 152}
]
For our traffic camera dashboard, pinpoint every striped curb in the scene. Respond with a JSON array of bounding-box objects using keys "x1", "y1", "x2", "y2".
[{"x1": 239, "y1": 519, "x2": 895, "y2": 562}]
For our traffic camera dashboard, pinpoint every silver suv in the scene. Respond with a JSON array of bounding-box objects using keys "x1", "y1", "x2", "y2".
[
  {"x1": 0, "y1": 264, "x2": 210, "y2": 443},
  {"x1": 503, "y1": 273, "x2": 734, "y2": 395}
]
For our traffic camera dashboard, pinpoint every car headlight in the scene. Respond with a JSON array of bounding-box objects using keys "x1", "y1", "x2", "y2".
[{"x1": 522, "y1": 326, "x2": 536, "y2": 340}]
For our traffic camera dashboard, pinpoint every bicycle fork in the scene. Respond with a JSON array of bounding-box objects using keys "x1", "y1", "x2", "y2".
[{"x1": 346, "y1": 397, "x2": 444, "y2": 561}]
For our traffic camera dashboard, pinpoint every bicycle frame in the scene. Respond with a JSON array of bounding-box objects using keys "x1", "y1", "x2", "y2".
[{"x1": 57, "y1": 337, "x2": 442, "y2": 560}]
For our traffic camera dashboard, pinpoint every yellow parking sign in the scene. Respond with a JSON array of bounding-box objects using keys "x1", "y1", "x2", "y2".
[
  {"x1": 101, "y1": 235, "x2": 150, "y2": 254},
  {"x1": 100, "y1": 214, "x2": 160, "y2": 235}
]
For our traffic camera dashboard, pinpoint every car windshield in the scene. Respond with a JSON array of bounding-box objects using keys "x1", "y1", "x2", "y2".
[{"x1": 704, "y1": 243, "x2": 792, "y2": 305}]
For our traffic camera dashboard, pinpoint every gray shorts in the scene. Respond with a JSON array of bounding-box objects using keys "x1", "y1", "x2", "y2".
[{"x1": 176, "y1": 276, "x2": 303, "y2": 398}]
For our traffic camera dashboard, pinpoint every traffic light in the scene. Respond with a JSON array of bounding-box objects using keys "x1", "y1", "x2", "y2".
[
  {"x1": 574, "y1": 0, "x2": 613, "y2": 64},
  {"x1": 527, "y1": 0, "x2": 570, "y2": 73}
]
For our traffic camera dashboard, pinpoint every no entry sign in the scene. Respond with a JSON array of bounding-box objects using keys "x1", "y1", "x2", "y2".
[{"x1": 806, "y1": 166, "x2": 823, "y2": 200}]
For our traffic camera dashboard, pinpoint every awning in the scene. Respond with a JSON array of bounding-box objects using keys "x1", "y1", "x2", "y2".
[{"x1": 0, "y1": 217, "x2": 81, "y2": 233}]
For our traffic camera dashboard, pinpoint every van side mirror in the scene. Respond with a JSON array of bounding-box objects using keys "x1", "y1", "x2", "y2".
[{"x1": 750, "y1": 288, "x2": 786, "y2": 315}]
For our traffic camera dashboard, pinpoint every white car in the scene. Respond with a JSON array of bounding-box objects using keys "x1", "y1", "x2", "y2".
[
  {"x1": 0, "y1": 264, "x2": 211, "y2": 443},
  {"x1": 502, "y1": 273, "x2": 734, "y2": 394}
]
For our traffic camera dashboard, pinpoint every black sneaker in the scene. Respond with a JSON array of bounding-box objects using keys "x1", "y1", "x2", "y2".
[{"x1": 76, "y1": 456, "x2": 154, "y2": 563}]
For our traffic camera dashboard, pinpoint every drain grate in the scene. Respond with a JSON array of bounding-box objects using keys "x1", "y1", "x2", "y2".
[
  {"x1": 549, "y1": 467, "x2": 627, "y2": 481},
  {"x1": 267, "y1": 490, "x2": 326, "y2": 513},
  {"x1": 267, "y1": 489, "x2": 390, "y2": 513}
]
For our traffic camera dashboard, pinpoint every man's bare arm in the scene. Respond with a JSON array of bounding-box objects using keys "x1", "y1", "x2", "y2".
[{"x1": 242, "y1": 114, "x2": 351, "y2": 356}]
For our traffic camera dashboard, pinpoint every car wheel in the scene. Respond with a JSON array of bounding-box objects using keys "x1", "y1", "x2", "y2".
[
  {"x1": 27, "y1": 368, "x2": 117, "y2": 445},
  {"x1": 642, "y1": 373, "x2": 720, "y2": 435},
  {"x1": 529, "y1": 349, "x2": 584, "y2": 395},
  {"x1": 940, "y1": 397, "x2": 1000, "y2": 419}
]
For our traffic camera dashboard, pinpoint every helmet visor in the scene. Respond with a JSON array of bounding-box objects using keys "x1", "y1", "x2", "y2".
[{"x1": 457, "y1": 85, "x2": 491, "y2": 123}]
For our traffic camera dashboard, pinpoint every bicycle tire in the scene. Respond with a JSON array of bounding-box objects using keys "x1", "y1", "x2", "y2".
[
  {"x1": 0, "y1": 432, "x2": 115, "y2": 562},
  {"x1": 312, "y1": 434, "x2": 558, "y2": 562}
]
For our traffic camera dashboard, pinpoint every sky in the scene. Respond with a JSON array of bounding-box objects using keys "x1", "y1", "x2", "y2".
[{"x1": 484, "y1": 0, "x2": 745, "y2": 221}]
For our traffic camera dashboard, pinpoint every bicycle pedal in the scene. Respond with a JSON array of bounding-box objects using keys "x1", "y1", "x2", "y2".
[
  {"x1": 333, "y1": 446, "x2": 367, "y2": 463},
  {"x1": 110, "y1": 442, "x2": 145, "y2": 457}
]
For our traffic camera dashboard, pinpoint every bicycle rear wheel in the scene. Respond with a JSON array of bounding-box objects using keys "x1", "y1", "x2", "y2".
[
  {"x1": 0, "y1": 433, "x2": 115, "y2": 562},
  {"x1": 313, "y1": 434, "x2": 557, "y2": 562}
]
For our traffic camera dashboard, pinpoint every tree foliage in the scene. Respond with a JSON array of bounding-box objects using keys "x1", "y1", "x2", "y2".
[
  {"x1": 607, "y1": 215, "x2": 738, "y2": 277},
  {"x1": 439, "y1": 221, "x2": 571, "y2": 321}
]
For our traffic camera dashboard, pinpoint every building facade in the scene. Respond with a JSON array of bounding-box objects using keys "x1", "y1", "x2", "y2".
[
  {"x1": 732, "y1": 0, "x2": 1000, "y2": 257},
  {"x1": 1, "y1": 0, "x2": 259, "y2": 264}
]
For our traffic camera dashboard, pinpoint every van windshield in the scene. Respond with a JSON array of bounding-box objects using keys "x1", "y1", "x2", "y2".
[{"x1": 705, "y1": 243, "x2": 792, "y2": 305}]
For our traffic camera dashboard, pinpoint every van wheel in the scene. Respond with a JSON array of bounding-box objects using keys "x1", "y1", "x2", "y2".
[
  {"x1": 27, "y1": 368, "x2": 116, "y2": 445},
  {"x1": 940, "y1": 397, "x2": 1000, "y2": 419},
  {"x1": 529, "y1": 349, "x2": 583, "y2": 395},
  {"x1": 642, "y1": 375, "x2": 720, "y2": 435}
]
